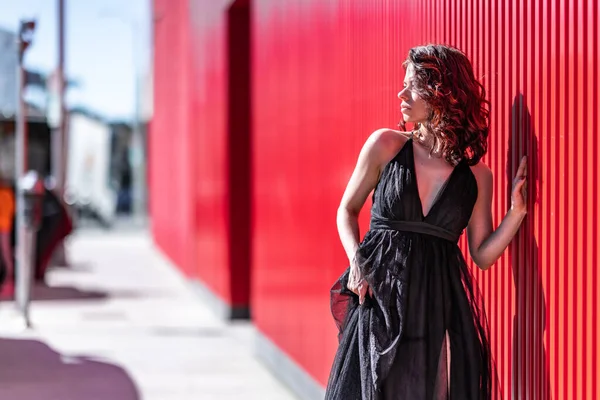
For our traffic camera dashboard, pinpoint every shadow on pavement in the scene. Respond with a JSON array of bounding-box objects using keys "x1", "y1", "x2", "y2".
[
  {"x1": 1, "y1": 284, "x2": 156, "y2": 303},
  {"x1": 47, "y1": 262, "x2": 95, "y2": 272},
  {"x1": 31, "y1": 284, "x2": 108, "y2": 301},
  {"x1": 0, "y1": 337, "x2": 140, "y2": 399},
  {"x1": 0, "y1": 284, "x2": 108, "y2": 304},
  {"x1": 0, "y1": 284, "x2": 108, "y2": 303},
  {"x1": 30, "y1": 285, "x2": 172, "y2": 302}
]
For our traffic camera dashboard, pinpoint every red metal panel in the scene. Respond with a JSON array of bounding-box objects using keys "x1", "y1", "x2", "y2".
[
  {"x1": 251, "y1": 0, "x2": 599, "y2": 397},
  {"x1": 151, "y1": 0, "x2": 196, "y2": 273},
  {"x1": 152, "y1": 0, "x2": 598, "y2": 396},
  {"x1": 252, "y1": 0, "x2": 421, "y2": 387},
  {"x1": 151, "y1": 0, "x2": 250, "y2": 308},
  {"x1": 187, "y1": 0, "x2": 234, "y2": 304}
]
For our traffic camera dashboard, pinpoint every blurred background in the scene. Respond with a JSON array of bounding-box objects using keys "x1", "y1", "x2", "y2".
[
  {"x1": 0, "y1": 0, "x2": 152, "y2": 225},
  {"x1": 0, "y1": 1, "x2": 599, "y2": 400}
]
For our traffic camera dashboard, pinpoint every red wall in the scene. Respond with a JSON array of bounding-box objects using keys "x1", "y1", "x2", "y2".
[
  {"x1": 151, "y1": 0, "x2": 600, "y2": 398},
  {"x1": 151, "y1": 0, "x2": 250, "y2": 309},
  {"x1": 251, "y1": 0, "x2": 599, "y2": 398},
  {"x1": 151, "y1": 0, "x2": 195, "y2": 273},
  {"x1": 251, "y1": 0, "x2": 424, "y2": 386}
]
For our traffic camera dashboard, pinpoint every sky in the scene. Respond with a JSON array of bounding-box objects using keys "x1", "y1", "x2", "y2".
[{"x1": 0, "y1": 0, "x2": 151, "y2": 121}]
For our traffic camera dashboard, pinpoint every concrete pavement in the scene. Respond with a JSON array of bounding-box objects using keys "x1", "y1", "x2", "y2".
[{"x1": 0, "y1": 228, "x2": 298, "y2": 400}]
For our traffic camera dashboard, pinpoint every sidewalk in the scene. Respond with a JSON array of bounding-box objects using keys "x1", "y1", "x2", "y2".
[{"x1": 0, "y1": 228, "x2": 297, "y2": 400}]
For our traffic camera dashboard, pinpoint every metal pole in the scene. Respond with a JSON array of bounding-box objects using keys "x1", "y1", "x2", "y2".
[
  {"x1": 58, "y1": 0, "x2": 67, "y2": 193},
  {"x1": 130, "y1": 19, "x2": 145, "y2": 218},
  {"x1": 51, "y1": 0, "x2": 66, "y2": 193},
  {"x1": 49, "y1": 0, "x2": 69, "y2": 267},
  {"x1": 15, "y1": 20, "x2": 35, "y2": 327}
]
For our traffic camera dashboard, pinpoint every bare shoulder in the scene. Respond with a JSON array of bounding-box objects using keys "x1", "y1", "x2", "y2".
[
  {"x1": 368, "y1": 127, "x2": 412, "y2": 141},
  {"x1": 364, "y1": 128, "x2": 412, "y2": 161},
  {"x1": 468, "y1": 160, "x2": 493, "y2": 188}
]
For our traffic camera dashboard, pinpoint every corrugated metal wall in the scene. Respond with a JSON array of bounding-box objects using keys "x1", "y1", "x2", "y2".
[
  {"x1": 252, "y1": 0, "x2": 599, "y2": 398},
  {"x1": 432, "y1": 0, "x2": 599, "y2": 398},
  {"x1": 152, "y1": 0, "x2": 599, "y2": 397},
  {"x1": 186, "y1": 0, "x2": 239, "y2": 307},
  {"x1": 151, "y1": 0, "x2": 196, "y2": 273},
  {"x1": 152, "y1": 0, "x2": 251, "y2": 311},
  {"x1": 251, "y1": 0, "x2": 424, "y2": 386}
]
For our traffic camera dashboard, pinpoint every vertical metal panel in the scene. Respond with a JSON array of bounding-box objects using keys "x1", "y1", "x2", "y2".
[
  {"x1": 252, "y1": 0, "x2": 422, "y2": 385},
  {"x1": 187, "y1": 0, "x2": 232, "y2": 302},
  {"x1": 150, "y1": 0, "x2": 196, "y2": 273},
  {"x1": 429, "y1": 0, "x2": 599, "y2": 398},
  {"x1": 151, "y1": 0, "x2": 600, "y2": 396},
  {"x1": 251, "y1": 0, "x2": 599, "y2": 398},
  {"x1": 151, "y1": 0, "x2": 252, "y2": 309}
]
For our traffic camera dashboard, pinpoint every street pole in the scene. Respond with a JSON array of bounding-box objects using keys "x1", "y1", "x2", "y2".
[
  {"x1": 49, "y1": 0, "x2": 69, "y2": 266},
  {"x1": 58, "y1": 0, "x2": 67, "y2": 193},
  {"x1": 95, "y1": 12, "x2": 146, "y2": 219},
  {"x1": 15, "y1": 20, "x2": 36, "y2": 327},
  {"x1": 130, "y1": 18, "x2": 146, "y2": 219}
]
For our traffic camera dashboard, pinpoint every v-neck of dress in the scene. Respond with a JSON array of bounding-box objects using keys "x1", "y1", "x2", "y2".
[{"x1": 409, "y1": 138, "x2": 461, "y2": 220}]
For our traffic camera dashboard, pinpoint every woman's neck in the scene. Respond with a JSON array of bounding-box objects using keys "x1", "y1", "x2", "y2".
[{"x1": 413, "y1": 126, "x2": 443, "y2": 156}]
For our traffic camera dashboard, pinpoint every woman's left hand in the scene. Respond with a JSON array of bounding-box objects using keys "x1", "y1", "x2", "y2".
[{"x1": 511, "y1": 156, "x2": 528, "y2": 214}]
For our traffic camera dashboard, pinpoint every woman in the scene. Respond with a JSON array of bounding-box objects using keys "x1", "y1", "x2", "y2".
[{"x1": 325, "y1": 44, "x2": 527, "y2": 399}]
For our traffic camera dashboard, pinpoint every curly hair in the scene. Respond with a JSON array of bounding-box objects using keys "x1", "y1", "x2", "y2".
[{"x1": 400, "y1": 44, "x2": 490, "y2": 166}]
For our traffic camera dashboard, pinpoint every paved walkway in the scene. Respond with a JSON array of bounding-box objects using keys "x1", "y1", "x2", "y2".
[{"x1": 0, "y1": 228, "x2": 297, "y2": 400}]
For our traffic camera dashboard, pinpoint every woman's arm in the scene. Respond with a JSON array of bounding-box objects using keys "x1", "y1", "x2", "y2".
[
  {"x1": 337, "y1": 129, "x2": 406, "y2": 303},
  {"x1": 336, "y1": 129, "x2": 403, "y2": 261},
  {"x1": 467, "y1": 156, "x2": 528, "y2": 270}
]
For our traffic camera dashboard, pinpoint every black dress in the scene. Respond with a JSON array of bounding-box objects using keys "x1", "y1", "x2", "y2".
[{"x1": 325, "y1": 137, "x2": 496, "y2": 399}]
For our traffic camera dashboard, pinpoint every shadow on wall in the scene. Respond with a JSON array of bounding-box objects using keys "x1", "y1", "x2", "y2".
[
  {"x1": 0, "y1": 337, "x2": 140, "y2": 399},
  {"x1": 507, "y1": 93, "x2": 552, "y2": 399}
]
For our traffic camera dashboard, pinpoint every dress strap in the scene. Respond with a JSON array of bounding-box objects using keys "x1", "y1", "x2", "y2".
[{"x1": 370, "y1": 217, "x2": 460, "y2": 243}]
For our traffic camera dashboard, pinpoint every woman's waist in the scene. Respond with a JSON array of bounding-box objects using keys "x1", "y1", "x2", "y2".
[{"x1": 367, "y1": 217, "x2": 461, "y2": 243}]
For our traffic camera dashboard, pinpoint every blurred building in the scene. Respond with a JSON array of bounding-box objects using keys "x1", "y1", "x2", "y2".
[
  {"x1": 150, "y1": 1, "x2": 599, "y2": 399},
  {"x1": 0, "y1": 27, "x2": 74, "y2": 285},
  {"x1": 0, "y1": 27, "x2": 18, "y2": 118},
  {"x1": 109, "y1": 121, "x2": 134, "y2": 215},
  {"x1": 0, "y1": 26, "x2": 138, "y2": 226},
  {"x1": 0, "y1": 27, "x2": 51, "y2": 180},
  {"x1": 64, "y1": 108, "x2": 121, "y2": 227}
]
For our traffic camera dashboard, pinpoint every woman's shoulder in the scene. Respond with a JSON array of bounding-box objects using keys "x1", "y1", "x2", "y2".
[
  {"x1": 367, "y1": 128, "x2": 412, "y2": 142},
  {"x1": 364, "y1": 128, "x2": 412, "y2": 157},
  {"x1": 468, "y1": 159, "x2": 493, "y2": 188}
]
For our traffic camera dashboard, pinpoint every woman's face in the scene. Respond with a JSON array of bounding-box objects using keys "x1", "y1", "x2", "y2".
[{"x1": 398, "y1": 64, "x2": 430, "y2": 125}]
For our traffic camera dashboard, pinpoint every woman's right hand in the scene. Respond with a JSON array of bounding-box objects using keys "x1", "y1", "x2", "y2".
[{"x1": 347, "y1": 261, "x2": 372, "y2": 305}]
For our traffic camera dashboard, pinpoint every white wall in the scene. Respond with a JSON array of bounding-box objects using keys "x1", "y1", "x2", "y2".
[{"x1": 66, "y1": 112, "x2": 116, "y2": 222}]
